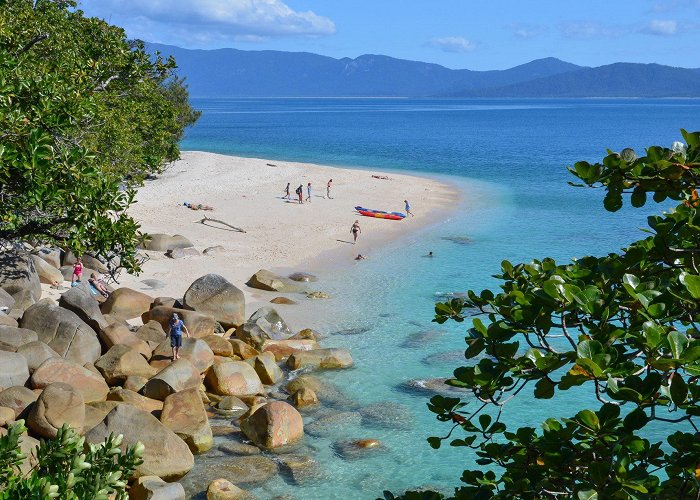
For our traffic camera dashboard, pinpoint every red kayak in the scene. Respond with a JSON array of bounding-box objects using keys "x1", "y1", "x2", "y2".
[{"x1": 357, "y1": 209, "x2": 405, "y2": 220}]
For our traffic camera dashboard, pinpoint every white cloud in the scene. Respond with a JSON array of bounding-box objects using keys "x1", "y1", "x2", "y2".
[
  {"x1": 641, "y1": 19, "x2": 679, "y2": 35},
  {"x1": 80, "y1": 0, "x2": 335, "y2": 44},
  {"x1": 429, "y1": 37, "x2": 476, "y2": 53}
]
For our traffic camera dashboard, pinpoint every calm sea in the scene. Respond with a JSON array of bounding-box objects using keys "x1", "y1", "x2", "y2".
[{"x1": 181, "y1": 98, "x2": 700, "y2": 498}]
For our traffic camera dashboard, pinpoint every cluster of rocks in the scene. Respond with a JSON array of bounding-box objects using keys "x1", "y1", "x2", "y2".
[{"x1": 0, "y1": 250, "x2": 354, "y2": 498}]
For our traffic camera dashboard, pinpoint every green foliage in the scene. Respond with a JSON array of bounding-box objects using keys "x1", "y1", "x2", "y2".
[
  {"x1": 393, "y1": 130, "x2": 700, "y2": 499},
  {"x1": 0, "y1": 420, "x2": 143, "y2": 499},
  {"x1": 0, "y1": 0, "x2": 199, "y2": 273}
]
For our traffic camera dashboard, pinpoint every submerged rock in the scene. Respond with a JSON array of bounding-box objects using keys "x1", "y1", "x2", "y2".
[
  {"x1": 278, "y1": 454, "x2": 323, "y2": 485},
  {"x1": 217, "y1": 455, "x2": 278, "y2": 485},
  {"x1": 305, "y1": 411, "x2": 362, "y2": 437},
  {"x1": 400, "y1": 378, "x2": 470, "y2": 398},
  {"x1": 400, "y1": 329, "x2": 444, "y2": 349},
  {"x1": 441, "y1": 235, "x2": 474, "y2": 246},
  {"x1": 332, "y1": 438, "x2": 386, "y2": 461},
  {"x1": 288, "y1": 272, "x2": 318, "y2": 283},
  {"x1": 359, "y1": 402, "x2": 413, "y2": 430}
]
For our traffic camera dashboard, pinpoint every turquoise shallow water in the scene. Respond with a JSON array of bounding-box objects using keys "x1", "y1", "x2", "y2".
[{"x1": 181, "y1": 98, "x2": 700, "y2": 498}]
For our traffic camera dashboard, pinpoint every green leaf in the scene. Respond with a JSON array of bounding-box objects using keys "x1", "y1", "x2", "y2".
[
  {"x1": 577, "y1": 490, "x2": 599, "y2": 500},
  {"x1": 576, "y1": 409, "x2": 600, "y2": 430},
  {"x1": 682, "y1": 274, "x2": 700, "y2": 299},
  {"x1": 623, "y1": 408, "x2": 648, "y2": 431},
  {"x1": 670, "y1": 375, "x2": 688, "y2": 405},
  {"x1": 631, "y1": 186, "x2": 647, "y2": 207},
  {"x1": 668, "y1": 331, "x2": 688, "y2": 359},
  {"x1": 534, "y1": 378, "x2": 555, "y2": 399},
  {"x1": 577, "y1": 340, "x2": 603, "y2": 360}
]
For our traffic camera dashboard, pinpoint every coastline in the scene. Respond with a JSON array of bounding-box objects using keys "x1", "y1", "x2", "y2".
[{"x1": 119, "y1": 151, "x2": 462, "y2": 323}]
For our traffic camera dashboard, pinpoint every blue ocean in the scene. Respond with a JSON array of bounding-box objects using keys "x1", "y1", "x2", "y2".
[{"x1": 180, "y1": 98, "x2": 700, "y2": 498}]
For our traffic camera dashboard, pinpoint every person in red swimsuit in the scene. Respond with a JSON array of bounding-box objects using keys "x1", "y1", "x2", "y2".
[{"x1": 72, "y1": 257, "x2": 83, "y2": 285}]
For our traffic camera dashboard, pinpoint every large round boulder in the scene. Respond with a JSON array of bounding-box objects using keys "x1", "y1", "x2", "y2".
[
  {"x1": 235, "y1": 307, "x2": 293, "y2": 349},
  {"x1": 20, "y1": 302, "x2": 101, "y2": 365},
  {"x1": 150, "y1": 338, "x2": 214, "y2": 374},
  {"x1": 253, "y1": 352, "x2": 283, "y2": 385},
  {"x1": 106, "y1": 388, "x2": 163, "y2": 414},
  {"x1": 183, "y1": 274, "x2": 245, "y2": 328},
  {"x1": 27, "y1": 382, "x2": 85, "y2": 438},
  {"x1": 142, "y1": 306, "x2": 216, "y2": 338},
  {"x1": 261, "y1": 339, "x2": 319, "y2": 361},
  {"x1": 160, "y1": 388, "x2": 213, "y2": 454},
  {"x1": 0, "y1": 252, "x2": 41, "y2": 301},
  {"x1": 85, "y1": 403, "x2": 194, "y2": 480},
  {"x1": 206, "y1": 479, "x2": 255, "y2": 500},
  {"x1": 204, "y1": 361, "x2": 264, "y2": 397},
  {"x1": 228, "y1": 339, "x2": 259, "y2": 360},
  {"x1": 29, "y1": 254, "x2": 64, "y2": 285},
  {"x1": 31, "y1": 358, "x2": 109, "y2": 403},
  {"x1": 35, "y1": 248, "x2": 62, "y2": 269},
  {"x1": 139, "y1": 233, "x2": 194, "y2": 252},
  {"x1": 58, "y1": 286, "x2": 109, "y2": 333},
  {"x1": 246, "y1": 269, "x2": 302, "y2": 293},
  {"x1": 0, "y1": 386, "x2": 38, "y2": 418},
  {"x1": 130, "y1": 476, "x2": 186, "y2": 500},
  {"x1": 0, "y1": 351, "x2": 30, "y2": 388},
  {"x1": 0, "y1": 325, "x2": 38, "y2": 352},
  {"x1": 16, "y1": 341, "x2": 60, "y2": 373},
  {"x1": 287, "y1": 348, "x2": 354, "y2": 371},
  {"x1": 202, "y1": 335, "x2": 234, "y2": 357},
  {"x1": 239, "y1": 401, "x2": 304, "y2": 449},
  {"x1": 100, "y1": 288, "x2": 154, "y2": 320},
  {"x1": 95, "y1": 345, "x2": 157, "y2": 385},
  {"x1": 98, "y1": 323, "x2": 152, "y2": 359},
  {"x1": 134, "y1": 320, "x2": 167, "y2": 344},
  {"x1": 143, "y1": 359, "x2": 200, "y2": 401}
]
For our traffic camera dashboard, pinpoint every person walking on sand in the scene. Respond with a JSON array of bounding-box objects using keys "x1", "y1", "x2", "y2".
[
  {"x1": 351, "y1": 220, "x2": 361, "y2": 244},
  {"x1": 404, "y1": 199, "x2": 414, "y2": 217},
  {"x1": 326, "y1": 179, "x2": 333, "y2": 199},
  {"x1": 284, "y1": 182, "x2": 291, "y2": 199},
  {"x1": 296, "y1": 184, "x2": 304, "y2": 204},
  {"x1": 168, "y1": 313, "x2": 190, "y2": 361},
  {"x1": 71, "y1": 257, "x2": 83, "y2": 286},
  {"x1": 306, "y1": 182, "x2": 312, "y2": 202}
]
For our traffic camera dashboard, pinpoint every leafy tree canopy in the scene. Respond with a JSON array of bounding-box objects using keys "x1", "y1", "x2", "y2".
[
  {"x1": 0, "y1": 420, "x2": 143, "y2": 499},
  {"x1": 387, "y1": 129, "x2": 700, "y2": 499},
  {"x1": 0, "y1": 0, "x2": 200, "y2": 273}
]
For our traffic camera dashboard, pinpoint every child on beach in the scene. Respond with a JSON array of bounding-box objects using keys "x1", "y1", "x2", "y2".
[
  {"x1": 296, "y1": 184, "x2": 304, "y2": 204},
  {"x1": 168, "y1": 313, "x2": 190, "y2": 361},
  {"x1": 351, "y1": 220, "x2": 361, "y2": 243},
  {"x1": 306, "y1": 182, "x2": 312, "y2": 202},
  {"x1": 71, "y1": 257, "x2": 83, "y2": 285},
  {"x1": 404, "y1": 199, "x2": 414, "y2": 217},
  {"x1": 284, "y1": 182, "x2": 291, "y2": 199},
  {"x1": 326, "y1": 179, "x2": 332, "y2": 199}
]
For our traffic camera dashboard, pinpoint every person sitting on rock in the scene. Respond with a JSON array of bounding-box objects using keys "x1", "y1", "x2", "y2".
[
  {"x1": 88, "y1": 273, "x2": 110, "y2": 298},
  {"x1": 168, "y1": 313, "x2": 190, "y2": 361}
]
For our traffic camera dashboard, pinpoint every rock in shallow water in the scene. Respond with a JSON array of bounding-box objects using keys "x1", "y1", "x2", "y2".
[
  {"x1": 288, "y1": 272, "x2": 318, "y2": 283},
  {"x1": 278, "y1": 454, "x2": 324, "y2": 485},
  {"x1": 400, "y1": 378, "x2": 471, "y2": 398},
  {"x1": 217, "y1": 455, "x2": 278, "y2": 485},
  {"x1": 332, "y1": 438, "x2": 386, "y2": 460},
  {"x1": 399, "y1": 329, "x2": 444, "y2": 348},
  {"x1": 359, "y1": 402, "x2": 413, "y2": 430},
  {"x1": 305, "y1": 411, "x2": 362, "y2": 437}
]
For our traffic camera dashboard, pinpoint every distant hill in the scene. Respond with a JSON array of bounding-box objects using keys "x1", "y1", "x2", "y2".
[
  {"x1": 148, "y1": 43, "x2": 700, "y2": 98},
  {"x1": 455, "y1": 63, "x2": 700, "y2": 98}
]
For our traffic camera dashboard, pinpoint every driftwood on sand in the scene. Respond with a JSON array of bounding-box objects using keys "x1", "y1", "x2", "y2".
[{"x1": 197, "y1": 215, "x2": 246, "y2": 233}]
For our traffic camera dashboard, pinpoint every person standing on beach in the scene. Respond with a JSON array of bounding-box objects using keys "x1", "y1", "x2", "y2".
[
  {"x1": 284, "y1": 182, "x2": 291, "y2": 199},
  {"x1": 168, "y1": 313, "x2": 190, "y2": 361},
  {"x1": 306, "y1": 182, "x2": 312, "y2": 202},
  {"x1": 326, "y1": 179, "x2": 333, "y2": 199},
  {"x1": 296, "y1": 184, "x2": 304, "y2": 204},
  {"x1": 351, "y1": 220, "x2": 361, "y2": 243},
  {"x1": 404, "y1": 199, "x2": 414, "y2": 217}
]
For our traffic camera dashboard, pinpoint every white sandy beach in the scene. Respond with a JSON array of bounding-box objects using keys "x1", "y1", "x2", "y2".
[{"x1": 116, "y1": 151, "x2": 459, "y2": 313}]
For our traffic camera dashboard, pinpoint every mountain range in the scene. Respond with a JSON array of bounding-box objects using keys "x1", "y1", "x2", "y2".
[{"x1": 148, "y1": 43, "x2": 700, "y2": 98}]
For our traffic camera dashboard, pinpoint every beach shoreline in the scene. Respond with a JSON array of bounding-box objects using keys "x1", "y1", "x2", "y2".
[{"x1": 118, "y1": 151, "x2": 463, "y2": 324}]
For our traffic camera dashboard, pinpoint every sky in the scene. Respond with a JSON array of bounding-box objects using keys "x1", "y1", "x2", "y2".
[{"x1": 79, "y1": 0, "x2": 700, "y2": 70}]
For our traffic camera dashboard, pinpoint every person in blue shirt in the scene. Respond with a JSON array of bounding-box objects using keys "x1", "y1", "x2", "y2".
[
  {"x1": 404, "y1": 199, "x2": 414, "y2": 217},
  {"x1": 168, "y1": 313, "x2": 190, "y2": 361}
]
